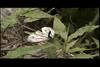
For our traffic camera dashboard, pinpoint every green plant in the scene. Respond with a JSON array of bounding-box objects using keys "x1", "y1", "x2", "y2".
[{"x1": 1, "y1": 8, "x2": 99, "y2": 59}]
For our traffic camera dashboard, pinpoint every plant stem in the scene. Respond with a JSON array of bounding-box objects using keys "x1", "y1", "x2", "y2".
[
  {"x1": 91, "y1": 9, "x2": 99, "y2": 25},
  {"x1": 18, "y1": 22, "x2": 35, "y2": 31},
  {"x1": 62, "y1": 23, "x2": 70, "y2": 57},
  {"x1": 47, "y1": 8, "x2": 55, "y2": 14}
]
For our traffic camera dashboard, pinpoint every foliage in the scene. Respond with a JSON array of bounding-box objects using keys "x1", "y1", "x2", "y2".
[
  {"x1": 68, "y1": 25, "x2": 99, "y2": 42},
  {"x1": 1, "y1": 8, "x2": 52, "y2": 30},
  {"x1": 6, "y1": 42, "x2": 54, "y2": 58},
  {"x1": 1, "y1": 8, "x2": 99, "y2": 59}
]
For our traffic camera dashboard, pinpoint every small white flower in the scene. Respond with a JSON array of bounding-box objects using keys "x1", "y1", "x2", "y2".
[{"x1": 27, "y1": 27, "x2": 55, "y2": 43}]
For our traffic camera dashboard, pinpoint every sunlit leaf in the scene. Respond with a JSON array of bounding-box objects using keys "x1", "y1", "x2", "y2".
[
  {"x1": 58, "y1": 23, "x2": 70, "y2": 41},
  {"x1": 53, "y1": 17, "x2": 67, "y2": 40},
  {"x1": 53, "y1": 17, "x2": 66, "y2": 32}
]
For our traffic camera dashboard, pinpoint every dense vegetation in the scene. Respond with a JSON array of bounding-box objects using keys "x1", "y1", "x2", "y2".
[{"x1": 0, "y1": 8, "x2": 99, "y2": 59}]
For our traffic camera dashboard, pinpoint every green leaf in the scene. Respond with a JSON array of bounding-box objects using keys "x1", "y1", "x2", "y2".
[
  {"x1": 1, "y1": 13, "x2": 17, "y2": 29},
  {"x1": 58, "y1": 23, "x2": 70, "y2": 41},
  {"x1": 53, "y1": 17, "x2": 66, "y2": 33},
  {"x1": 20, "y1": 9, "x2": 53, "y2": 22},
  {"x1": 43, "y1": 47, "x2": 57, "y2": 58},
  {"x1": 66, "y1": 39, "x2": 78, "y2": 52},
  {"x1": 53, "y1": 17, "x2": 67, "y2": 40},
  {"x1": 68, "y1": 47, "x2": 93, "y2": 53},
  {"x1": 91, "y1": 37, "x2": 99, "y2": 48},
  {"x1": 6, "y1": 43, "x2": 54, "y2": 58},
  {"x1": 1, "y1": 8, "x2": 53, "y2": 30},
  {"x1": 59, "y1": 32, "x2": 67, "y2": 40},
  {"x1": 53, "y1": 40, "x2": 62, "y2": 48},
  {"x1": 24, "y1": 18, "x2": 39, "y2": 22},
  {"x1": 1, "y1": 9, "x2": 24, "y2": 29},
  {"x1": 71, "y1": 53, "x2": 97, "y2": 59},
  {"x1": 68, "y1": 25, "x2": 99, "y2": 42}
]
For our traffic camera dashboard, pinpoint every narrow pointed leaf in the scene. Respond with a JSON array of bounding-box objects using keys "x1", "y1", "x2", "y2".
[
  {"x1": 91, "y1": 37, "x2": 99, "y2": 48},
  {"x1": 66, "y1": 39, "x2": 78, "y2": 52},
  {"x1": 71, "y1": 53, "x2": 97, "y2": 59},
  {"x1": 68, "y1": 25, "x2": 99, "y2": 42}
]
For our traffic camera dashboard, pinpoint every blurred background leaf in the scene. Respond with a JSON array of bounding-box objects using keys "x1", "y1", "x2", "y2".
[
  {"x1": 20, "y1": 8, "x2": 53, "y2": 22},
  {"x1": 43, "y1": 46, "x2": 57, "y2": 58},
  {"x1": 5, "y1": 43, "x2": 54, "y2": 58}
]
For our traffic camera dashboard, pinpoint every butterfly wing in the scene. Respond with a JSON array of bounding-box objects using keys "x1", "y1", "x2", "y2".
[{"x1": 27, "y1": 33, "x2": 48, "y2": 43}]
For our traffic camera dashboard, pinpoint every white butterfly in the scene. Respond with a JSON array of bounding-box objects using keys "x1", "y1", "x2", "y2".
[{"x1": 27, "y1": 27, "x2": 55, "y2": 43}]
